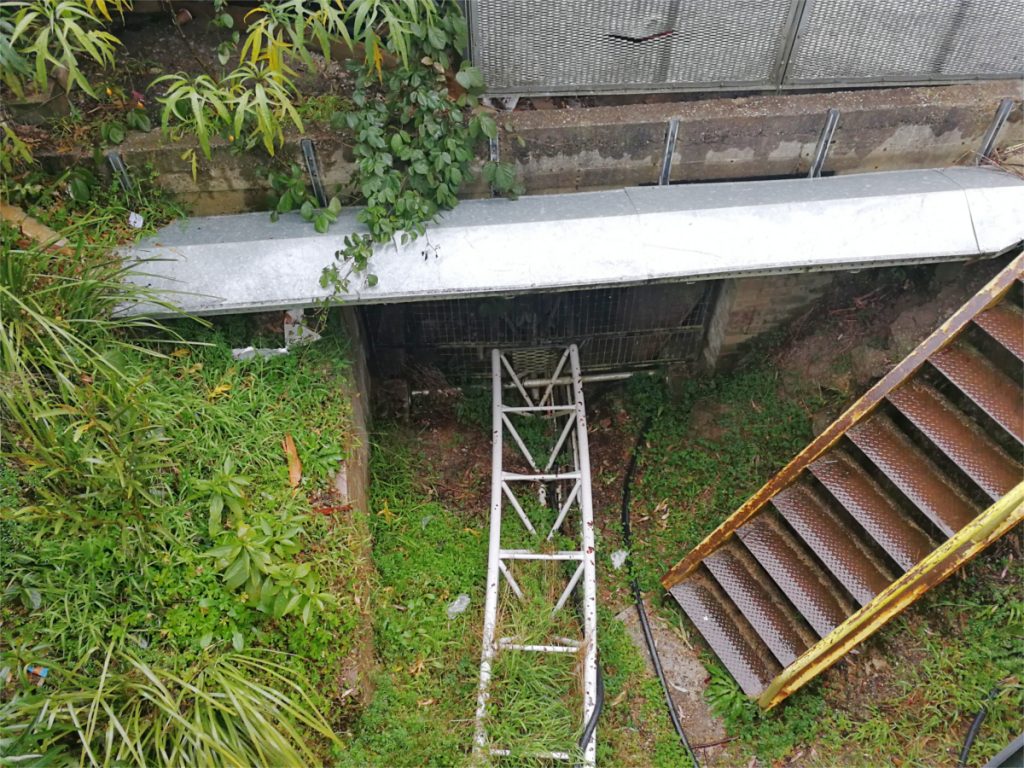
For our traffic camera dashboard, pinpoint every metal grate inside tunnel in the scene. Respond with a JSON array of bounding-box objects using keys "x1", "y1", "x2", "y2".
[{"x1": 362, "y1": 281, "x2": 718, "y2": 384}]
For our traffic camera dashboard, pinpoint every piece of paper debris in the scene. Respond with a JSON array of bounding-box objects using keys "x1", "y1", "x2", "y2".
[{"x1": 611, "y1": 550, "x2": 629, "y2": 570}]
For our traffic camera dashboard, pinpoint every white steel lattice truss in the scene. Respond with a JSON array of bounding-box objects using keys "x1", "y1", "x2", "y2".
[{"x1": 474, "y1": 345, "x2": 598, "y2": 765}]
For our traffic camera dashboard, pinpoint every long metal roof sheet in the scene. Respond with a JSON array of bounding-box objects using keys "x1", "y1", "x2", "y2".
[{"x1": 125, "y1": 167, "x2": 1024, "y2": 316}]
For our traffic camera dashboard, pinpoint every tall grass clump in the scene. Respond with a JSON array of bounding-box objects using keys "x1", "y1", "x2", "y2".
[{"x1": 0, "y1": 223, "x2": 344, "y2": 766}]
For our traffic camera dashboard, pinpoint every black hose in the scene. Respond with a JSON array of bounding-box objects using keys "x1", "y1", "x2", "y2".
[
  {"x1": 959, "y1": 686, "x2": 1000, "y2": 767},
  {"x1": 546, "y1": 436, "x2": 605, "y2": 766},
  {"x1": 621, "y1": 417, "x2": 701, "y2": 768},
  {"x1": 577, "y1": 662, "x2": 605, "y2": 757}
]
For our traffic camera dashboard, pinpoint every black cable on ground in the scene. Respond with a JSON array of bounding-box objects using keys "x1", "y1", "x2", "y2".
[
  {"x1": 544, "y1": 425, "x2": 605, "y2": 766},
  {"x1": 958, "y1": 686, "x2": 1000, "y2": 767},
  {"x1": 577, "y1": 662, "x2": 605, "y2": 757},
  {"x1": 621, "y1": 417, "x2": 701, "y2": 768}
]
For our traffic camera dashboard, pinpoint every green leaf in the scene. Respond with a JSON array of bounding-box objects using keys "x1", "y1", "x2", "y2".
[
  {"x1": 208, "y1": 494, "x2": 224, "y2": 537},
  {"x1": 314, "y1": 213, "x2": 330, "y2": 234},
  {"x1": 390, "y1": 133, "x2": 404, "y2": 154},
  {"x1": 25, "y1": 587, "x2": 42, "y2": 611},
  {"x1": 272, "y1": 590, "x2": 290, "y2": 618},
  {"x1": 206, "y1": 543, "x2": 241, "y2": 561},
  {"x1": 427, "y1": 25, "x2": 446, "y2": 49},
  {"x1": 224, "y1": 550, "x2": 251, "y2": 590},
  {"x1": 68, "y1": 177, "x2": 91, "y2": 203},
  {"x1": 300, "y1": 200, "x2": 315, "y2": 221},
  {"x1": 455, "y1": 66, "x2": 484, "y2": 91},
  {"x1": 366, "y1": 273, "x2": 378, "y2": 287},
  {"x1": 199, "y1": 632, "x2": 213, "y2": 649},
  {"x1": 232, "y1": 631, "x2": 244, "y2": 651},
  {"x1": 327, "y1": 197, "x2": 342, "y2": 215},
  {"x1": 477, "y1": 113, "x2": 498, "y2": 140}
]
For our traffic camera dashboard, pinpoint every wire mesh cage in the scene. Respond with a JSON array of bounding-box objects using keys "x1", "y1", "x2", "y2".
[
  {"x1": 468, "y1": 0, "x2": 1024, "y2": 95},
  {"x1": 362, "y1": 281, "x2": 718, "y2": 384},
  {"x1": 783, "y1": 0, "x2": 1024, "y2": 85},
  {"x1": 469, "y1": 0, "x2": 796, "y2": 94}
]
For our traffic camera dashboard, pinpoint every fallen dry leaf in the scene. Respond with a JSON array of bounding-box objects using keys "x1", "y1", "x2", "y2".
[{"x1": 282, "y1": 434, "x2": 302, "y2": 489}]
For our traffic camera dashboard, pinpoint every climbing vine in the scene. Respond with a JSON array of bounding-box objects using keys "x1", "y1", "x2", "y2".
[{"x1": 322, "y1": 7, "x2": 520, "y2": 292}]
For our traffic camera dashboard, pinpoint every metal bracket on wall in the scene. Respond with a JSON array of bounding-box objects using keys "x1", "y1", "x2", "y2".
[
  {"x1": 975, "y1": 98, "x2": 1016, "y2": 165},
  {"x1": 106, "y1": 151, "x2": 133, "y2": 194},
  {"x1": 300, "y1": 138, "x2": 328, "y2": 207},
  {"x1": 658, "y1": 117, "x2": 680, "y2": 186},
  {"x1": 808, "y1": 108, "x2": 840, "y2": 178},
  {"x1": 488, "y1": 135, "x2": 501, "y2": 197}
]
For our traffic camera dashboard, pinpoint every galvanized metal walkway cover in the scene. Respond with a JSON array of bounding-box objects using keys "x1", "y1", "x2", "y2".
[{"x1": 124, "y1": 168, "x2": 1024, "y2": 317}]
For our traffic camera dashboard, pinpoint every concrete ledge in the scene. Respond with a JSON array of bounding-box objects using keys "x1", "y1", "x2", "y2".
[{"x1": 124, "y1": 167, "x2": 1024, "y2": 317}]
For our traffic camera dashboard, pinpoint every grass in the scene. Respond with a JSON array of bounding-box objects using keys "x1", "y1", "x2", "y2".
[
  {"x1": 342, "y1": 426, "x2": 693, "y2": 766},
  {"x1": 620, "y1": 368, "x2": 826, "y2": 593},
  {"x1": 1, "y1": 175, "x2": 368, "y2": 764},
  {"x1": 612, "y1": 365, "x2": 1024, "y2": 766}
]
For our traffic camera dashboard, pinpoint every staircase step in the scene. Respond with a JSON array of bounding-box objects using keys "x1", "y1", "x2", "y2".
[
  {"x1": 771, "y1": 481, "x2": 894, "y2": 606},
  {"x1": 974, "y1": 303, "x2": 1024, "y2": 362},
  {"x1": 809, "y1": 450, "x2": 934, "y2": 571},
  {"x1": 848, "y1": 415, "x2": 978, "y2": 537},
  {"x1": 670, "y1": 571, "x2": 781, "y2": 697},
  {"x1": 737, "y1": 512, "x2": 855, "y2": 638},
  {"x1": 705, "y1": 540, "x2": 815, "y2": 666},
  {"x1": 888, "y1": 379, "x2": 1021, "y2": 501},
  {"x1": 931, "y1": 342, "x2": 1024, "y2": 443}
]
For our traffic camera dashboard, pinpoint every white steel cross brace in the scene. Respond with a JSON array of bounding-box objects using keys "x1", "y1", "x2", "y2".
[{"x1": 474, "y1": 345, "x2": 598, "y2": 765}]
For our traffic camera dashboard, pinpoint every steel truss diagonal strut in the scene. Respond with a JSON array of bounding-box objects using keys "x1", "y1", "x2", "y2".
[{"x1": 474, "y1": 345, "x2": 599, "y2": 765}]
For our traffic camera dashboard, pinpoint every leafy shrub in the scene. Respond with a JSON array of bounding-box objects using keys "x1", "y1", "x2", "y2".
[
  {"x1": 3, "y1": 0, "x2": 122, "y2": 97},
  {"x1": 322, "y1": 5, "x2": 521, "y2": 290},
  {"x1": 153, "y1": 66, "x2": 303, "y2": 177}
]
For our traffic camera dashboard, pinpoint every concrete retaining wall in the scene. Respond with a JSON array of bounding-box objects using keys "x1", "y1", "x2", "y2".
[
  {"x1": 703, "y1": 273, "x2": 838, "y2": 369},
  {"x1": 331, "y1": 307, "x2": 376, "y2": 705},
  {"x1": 501, "y1": 82, "x2": 1023, "y2": 194},
  {"x1": 37, "y1": 82, "x2": 1021, "y2": 215}
]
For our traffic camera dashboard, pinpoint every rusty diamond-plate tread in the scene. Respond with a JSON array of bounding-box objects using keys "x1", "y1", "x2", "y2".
[
  {"x1": 705, "y1": 540, "x2": 816, "y2": 667},
  {"x1": 809, "y1": 450, "x2": 934, "y2": 572},
  {"x1": 771, "y1": 481, "x2": 894, "y2": 606},
  {"x1": 848, "y1": 414, "x2": 978, "y2": 538},
  {"x1": 974, "y1": 302, "x2": 1024, "y2": 362},
  {"x1": 931, "y1": 342, "x2": 1024, "y2": 444},
  {"x1": 670, "y1": 570, "x2": 781, "y2": 697},
  {"x1": 737, "y1": 511, "x2": 856, "y2": 638},
  {"x1": 888, "y1": 379, "x2": 1021, "y2": 501}
]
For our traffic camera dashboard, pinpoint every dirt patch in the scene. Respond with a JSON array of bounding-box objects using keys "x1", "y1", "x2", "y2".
[
  {"x1": 617, "y1": 602, "x2": 728, "y2": 750},
  {"x1": 406, "y1": 416, "x2": 493, "y2": 521},
  {"x1": 774, "y1": 257, "x2": 1009, "y2": 427}
]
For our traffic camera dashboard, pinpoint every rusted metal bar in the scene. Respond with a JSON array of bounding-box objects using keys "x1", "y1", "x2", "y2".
[
  {"x1": 757, "y1": 480, "x2": 1024, "y2": 709},
  {"x1": 662, "y1": 251, "x2": 1024, "y2": 591}
]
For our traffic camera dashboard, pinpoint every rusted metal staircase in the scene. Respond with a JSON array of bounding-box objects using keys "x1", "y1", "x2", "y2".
[{"x1": 662, "y1": 253, "x2": 1024, "y2": 709}]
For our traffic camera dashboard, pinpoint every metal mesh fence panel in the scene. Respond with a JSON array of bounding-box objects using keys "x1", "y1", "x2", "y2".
[
  {"x1": 363, "y1": 281, "x2": 717, "y2": 383},
  {"x1": 468, "y1": 0, "x2": 1024, "y2": 95},
  {"x1": 785, "y1": 0, "x2": 1024, "y2": 84},
  {"x1": 469, "y1": 0, "x2": 795, "y2": 94}
]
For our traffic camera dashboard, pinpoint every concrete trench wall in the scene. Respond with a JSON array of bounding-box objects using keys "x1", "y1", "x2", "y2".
[
  {"x1": 502, "y1": 82, "x2": 1023, "y2": 194},
  {"x1": 331, "y1": 307, "x2": 377, "y2": 705},
  {"x1": 704, "y1": 273, "x2": 839, "y2": 369},
  {"x1": 37, "y1": 82, "x2": 1022, "y2": 215}
]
